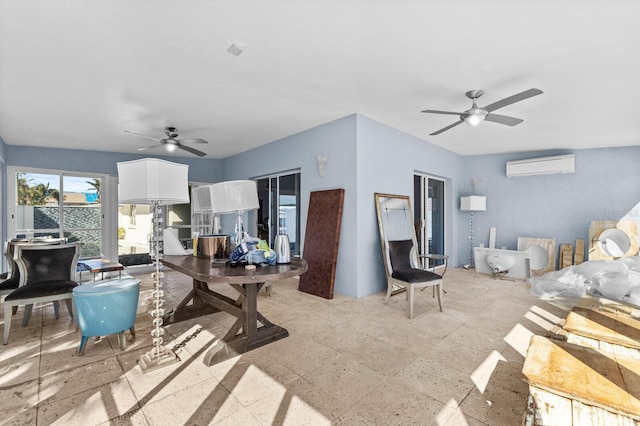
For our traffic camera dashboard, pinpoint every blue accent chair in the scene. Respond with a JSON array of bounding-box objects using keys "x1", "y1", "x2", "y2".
[{"x1": 72, "y1": 277, "x2": 141, "y2": 355}]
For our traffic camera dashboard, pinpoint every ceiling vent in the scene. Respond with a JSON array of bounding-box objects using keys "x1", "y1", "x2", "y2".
[{"x1": 506, "y1": 154, "x2": 575, "y2": 178}]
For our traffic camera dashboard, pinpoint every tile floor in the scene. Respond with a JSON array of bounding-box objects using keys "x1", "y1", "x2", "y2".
[{"x1": 0, "y1": 267, "x2": 577, "y2": 425}]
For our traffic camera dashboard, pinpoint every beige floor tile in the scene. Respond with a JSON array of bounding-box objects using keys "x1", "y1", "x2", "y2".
[
  {"x1": 39, "y1": 356, "x2": 127, "y2": 404},
  {"x1": 0, "y1": 340, "x2": 40, "y2": 387},
  {"x1": 459, "y1": 359, "x2": 529, "y2": 425},
  {"x1": 375, "y1": 324, "x2": 443, "y2": 355},
  {"x1": 216, "y1": 357, "x2": 301, "y2": 406},
  {"x1": 0, "y1": 267, "x2": 581, "y2": 425},
  {"x1": 303, "y1": 353, "x2": 386, "y2": 406},
  {"x1": 346, "y1": 337, "x2": 419, "y2": 377},
  {"x1": 266, "y1": 334, "x2": 340, "y2": 376},
  {"x1": 308, "y1": 322, "x2": 372, "y2": 354},
  {"x1": 139, "y1": 379, "x2": 254, "y2": 426},
  {"x1": 341, "y1": 375, "x2": 452, "y2": 426},
  {"x1": 97, "y1": 408, "x2": 150, "y2": 426},
  {"x1": 2, "y1": 407, "x2": 38, "y2": 426},
  {"x1": 37, "y1": 378, "x2": 140, "y2": 426},
  {"x1": 118, "y1": 345, "x2": 218, "y2": 405},
  {"x1": 407, "y1": 307, "x2": 471, "y2": 338},
  {"x1": 2, "y1": 316, "x2": 42, "y2": 346},
  {"x1": 39, "y1": 330, "x2": 116, "y2": 376},
  {"x1": 396, "y1": 356, "x2": 475, "y2": 404},
  {"x1": 426, "y1": 338, "x2": 502, "y2": 376},
  {"x1": 246, "y1": 376, "x2": 350, "y2": 424},
  {"x1": 440, "y1": 325, "x2": 509, "y2": 354},
  {"x1": 0, "y1": 379, "x2": 39, "y2": 421}
]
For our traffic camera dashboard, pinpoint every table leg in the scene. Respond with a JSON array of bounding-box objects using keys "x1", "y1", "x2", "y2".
[
  {"x1": 203, "y1": 282, "x2": 288, "y2": 366},
  {"x1": 162, "y1": 279, "x2": 220, "y2": 324}
]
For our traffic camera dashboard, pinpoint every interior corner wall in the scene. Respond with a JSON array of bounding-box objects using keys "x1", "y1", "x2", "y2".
[
  {"x1": 354, "y1": 115, "x2": 466, "y2": 298},
  {"x1": 460, "y1": 146, "x2": 640, "y2": 267},
  {"x1": 221, "y1": 115, "x2": 359, "y2": 297}
]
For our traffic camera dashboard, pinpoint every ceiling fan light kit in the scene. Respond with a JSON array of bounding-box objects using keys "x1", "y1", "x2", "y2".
[{"x1": 422, "y1": 88, "x2": 543, "y2": 135}]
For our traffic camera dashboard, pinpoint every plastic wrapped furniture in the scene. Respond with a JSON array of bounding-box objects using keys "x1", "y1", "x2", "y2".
[
  {"x1": 72, "y1": 277, "x2": 141, "y2": 355},
  {"x1": 3, "y1": 243, "x2": 80, "y2": 345}
]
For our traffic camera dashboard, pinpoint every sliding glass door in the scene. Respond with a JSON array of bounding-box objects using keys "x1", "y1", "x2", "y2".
[
  {"x1": 414, "y1": 174, "x2": 446, "y2": 268},
  {"x1": 256, "y1": 172, "x2": 301, "y2": 256}
]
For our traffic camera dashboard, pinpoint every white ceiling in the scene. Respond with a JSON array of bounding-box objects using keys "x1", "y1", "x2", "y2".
[{"x1": 1, "y1": 1, "x2": 639, "y2": 160}]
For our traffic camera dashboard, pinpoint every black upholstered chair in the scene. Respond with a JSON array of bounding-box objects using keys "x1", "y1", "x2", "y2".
[
  {"x1": 0, "y1": 243, "x2": 20, "y2": 296},
  {"x1": 3, "y1": 243, "x2": 80, "y2": 345},
  {"x1": 385, "y1": 239, "x2": 443, "y2": 319}
]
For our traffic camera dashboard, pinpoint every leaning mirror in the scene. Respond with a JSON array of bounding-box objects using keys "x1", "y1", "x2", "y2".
[
  {"x1": 375, "y1": 192, "x2": 444, "y2": 318},
  {"x1": 375, "y1": 193, "x2": 414, "y2": 243},
  {"x1": 375, "y1": 192, "x2": 415, "y2": 297}
]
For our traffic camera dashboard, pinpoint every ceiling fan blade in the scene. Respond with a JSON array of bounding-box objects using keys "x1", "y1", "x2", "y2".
[
  {"x1": 124, "y1": 130, "x2": 162, "y2": 142},
  {"x1": 179, "y1": 138, "x2": 208, "y2": 144},
  {"x1": 177, "y1": 143, "x2": 207, "y2": 157},
  {"x1": 136, "y1": 144, "x2": 162, "y2": 151},
  {"x1": 421, "y1": 109, "x2": 464, "y2": 116},
  {"x1": 483, "y1": 88, "x2": 543, "y2": 112},
  {"x1": 484, "y1": 113, "x2": 524, "y2": 126},
  {"x1": 430, "y1": 120, "x2": 464, "y2": 136}
]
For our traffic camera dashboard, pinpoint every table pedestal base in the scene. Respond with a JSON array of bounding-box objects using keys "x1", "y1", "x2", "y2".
[{"x1": 203, "y1": 325, "x2": 289, "y2": 366}]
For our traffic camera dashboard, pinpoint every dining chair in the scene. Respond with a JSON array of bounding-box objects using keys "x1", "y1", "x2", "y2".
[
  {"x1": 375, "y1": 193, "x2": 443, "y2": 319},
  {"x1": 385, "y1": 239, "x2": 443, "y2": 319},
  {"x1": 3, "y1": 242, "x2": 80, "y2": 345},
  {"x1": 0, "y1": 241, "x2": 20, "y2": 298}
]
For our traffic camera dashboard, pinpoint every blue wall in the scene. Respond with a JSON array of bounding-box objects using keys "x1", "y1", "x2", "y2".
[
  {"x1": 5, "y1": 145, "x2": 222, "y2": 183},
  {"x1": 3, "y1": 120, "x2": 639, "y2": 298},
  {"x1": 223, "y1": 114, "x2": 467, "y2": 298},
  {"x1": 460, "y1": 146, "x2": 640, "y2": 267},
  {"x1": 222, "y1": 115, "x2": 359, "y2": 296},
  {"x1": 355, "y1": 115, "x2": 466, "y2": 297}
]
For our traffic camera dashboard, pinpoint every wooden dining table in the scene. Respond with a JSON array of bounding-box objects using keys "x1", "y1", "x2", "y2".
[{"x1": 160, "y1": 255, "x2": 307, "y2": 366}]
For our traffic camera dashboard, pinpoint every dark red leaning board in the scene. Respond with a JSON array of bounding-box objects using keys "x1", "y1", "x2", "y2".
[{"x1": 298, "y1": 188, "x2": 345, "y2": 299}]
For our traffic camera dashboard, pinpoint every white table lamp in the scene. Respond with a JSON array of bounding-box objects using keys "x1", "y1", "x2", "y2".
[
  {"x1": 117, "y1": 158, "x2": 189, "y2": 373},
  {"x1": 210, "y1": 180, "x2": 259, "y2": 246}
]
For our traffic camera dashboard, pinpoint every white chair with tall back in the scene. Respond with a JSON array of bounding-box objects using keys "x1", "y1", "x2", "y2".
[{"x1": 375, "y1": 193, "x2": 443, "y2": 319}]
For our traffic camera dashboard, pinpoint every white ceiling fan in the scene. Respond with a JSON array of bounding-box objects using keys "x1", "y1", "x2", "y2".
[
  {"x1": 422, "y1": 88, "x2": 543, "y2": 136},
  {"x1": 124, "y1": 127, "x2": 208, "y2": 157}
]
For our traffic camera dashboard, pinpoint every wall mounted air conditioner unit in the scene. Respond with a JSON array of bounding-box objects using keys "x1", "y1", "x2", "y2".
[{"x1": 506, "y1": 154, "x2": 575, "y2": 178}]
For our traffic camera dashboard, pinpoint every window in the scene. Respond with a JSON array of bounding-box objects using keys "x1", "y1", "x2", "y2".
[{"x1": 8, "y1": 168, "x2": 104, "y2": 259}]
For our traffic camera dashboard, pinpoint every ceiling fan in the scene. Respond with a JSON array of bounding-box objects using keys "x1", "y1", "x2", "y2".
[
  {"x1": 421, "y1": 88, "x2": 543, "y2": 136},
  {"x1": 124, "y1": 127, "x2": 208, "y2": 157}
]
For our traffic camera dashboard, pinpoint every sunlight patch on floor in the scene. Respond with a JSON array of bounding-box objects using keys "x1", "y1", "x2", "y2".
[
  {"x1": 524, "y1": 310, "x2": 556, "y2": 331},
  {"x1": 504, "y1": 323, "x2": 535, "y2": 357},
  {"x1": 470, "y1": 350, "x2": 506, "y2": 393}
]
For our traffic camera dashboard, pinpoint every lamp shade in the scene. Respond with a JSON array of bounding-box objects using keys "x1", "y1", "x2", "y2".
[
  {"x1": 192, "y1": 184, "x2": 215, "y2": 213},
  {"x1": 460, "y1": 195, "x2": 486, "y2": 211},
  {"x1": 210, "y1": 180, "x2": 259, "y2": 214},
  {"x1": 117, "y1": 158, "x2": 190, "y2": 205}
]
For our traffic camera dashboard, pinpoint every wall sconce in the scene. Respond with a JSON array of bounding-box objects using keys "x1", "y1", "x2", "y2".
[{"x1": 317, "y1": 155, "x2": 328, "y2": 178}]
